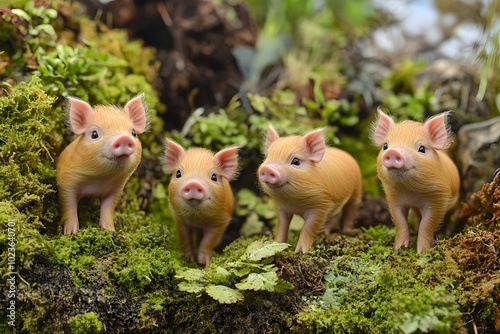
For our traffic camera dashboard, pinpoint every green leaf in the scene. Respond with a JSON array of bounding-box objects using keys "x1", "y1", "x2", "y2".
[
  {"x1": 340, "y1": 115, "x2": 359, "y2": 126},
  {"x1": 247, "y1": 93, "x2": 267, "y2": 113},
  {"x1": 214, "y1": 266, "x2": 231, "y2": 279},
  {"x1": 45, "y1": 8, "x2": 58, "y2": 19},
  {"x1": 205, "y1": 285, "x2": 244, "y2": 304},
  {"x1": 35, "y1": 24, "x2": 56, "y2": 36},
  {"x1": 274, "y1": 279, "x2": 294, "y2": 293},
  {"x1": 11, "y1": 9, "x2": 31, "y2": 22},
  {"x1": 235, "y1": 271, "x2": 278, "y2": 292},
  {"x1": 398, "y1": 314, "x2": 421, "y2": 334},
  {"x1": 232, "y1": 266, "x2": 252, "y2": 277},
  {"x1": 175, "y1": 268, "x2": 205, "y2": 282},
  {"x1": 178, "y1": 281, "x2": 205, "y2": 294},
  {"x1": 244, "y1": 240, "x2": 290, "y2": 262}
]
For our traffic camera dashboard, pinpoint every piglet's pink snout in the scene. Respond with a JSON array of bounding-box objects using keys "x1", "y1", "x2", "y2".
[
  {"x1": 111, "y1": 135, "x2": 136, "y2": 157},
  {"x1": 259, "y1": 165, "x2": 280, "y2": 185},
  {"x1": 182, "y1": 180, "x2": 206, "y2": 200},
  {"x1": 382, "y1": 148, "x2": 405, "y2": 169}
]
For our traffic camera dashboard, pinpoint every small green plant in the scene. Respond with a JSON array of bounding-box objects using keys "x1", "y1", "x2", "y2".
[
  {"x1": 380, "y1": 58, "x2": 439, "y2": 121},
  {"x1": 67, "y1": 312, "x2": 103, "y2": 334},
  {"x1": 175, "y1": 240, "x2": 293, "y2": 304},
  {"x1": 236, "y1": 188, "x2": 276, "y2": 237},
  {"x1": 175, "y1": 88, "x2": 359, "y2": 163}
]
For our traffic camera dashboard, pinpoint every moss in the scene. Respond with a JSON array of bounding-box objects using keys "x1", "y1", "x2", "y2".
[
  {"x1": 454, "y1": 171, "x2": 500, "y2": 232},
  {"x1": 111, "y1": 246, "x2": 177, "y2": 293},
  {"x1": 48, "y1": 228, "x2": 114, "y2": 275},
  {"x1": 444, "y1": 173, "x2": 500, "y2": 330},
  {"x1": 0, "y1": 76, "x2": 62, "y2": 225},
  {"x1": 18, "y1": 290, "x2": 47, "y2": 333},
  {"x1": 294, "y1": 228, "x2": 463, "y2": 333},
  {"x1": 67, "y1": 312, "x2": 103, "y2": 334},
  {"x1": 138, "y1": 291, "x2": 167, "y2": 330},
  {"x1": 440, "y1": 228, "x2": 500, "y2": 330},
  {"x1": 47, "y1": 226, "x2": 181, "y2": 293},
  {"x1": 0, "y1": 193, "x2": 49, "y2": 282}
]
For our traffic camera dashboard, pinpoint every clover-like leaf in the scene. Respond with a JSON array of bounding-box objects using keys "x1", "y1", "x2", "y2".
[
  {"x1": 175, "y1": 268, "x2": 205, "y2": 282},
  {"x1": 178, "y1": 281, "x2": 205, "y2": 294},
  {"x1": 205, "y1": 285, "x2": 244, "y2": 304},
  {"x1": 235, "y1": 271, "x2": 279, "y2": 292},
  {"x1": 245, "y1": 240, "x2": 290, "y2": 262}
]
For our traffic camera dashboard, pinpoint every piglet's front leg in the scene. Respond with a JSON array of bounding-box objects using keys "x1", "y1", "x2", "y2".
[
  {"x1": 198, "y1": 226, "x2": 225, "y2": 268},
  {"x1": 274, "y1": 210, "x2": 293, "y2": 243},
  {"x1": 416, "y1": 206, "x2": 446, "y2": 253},
  {"x1": 389, "y1": 204, "x2": 411, "y2": 250},
  {"x1": 62, "y1": 192, "x2": 80, "y2": 235},
  {"x1": 295, "y1": 210, "x2": 328, "y2": 253},
  {"x1": 177, "y1": 222, "x2": 196, "y2": 262},
  {"x1": 99, "y1": 192, "x2": 119, "y2": 231}
]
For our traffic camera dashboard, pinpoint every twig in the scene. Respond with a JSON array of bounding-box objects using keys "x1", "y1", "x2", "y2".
[{"x1": 156, "y1": 2, "x2": 173, "y2": 27}]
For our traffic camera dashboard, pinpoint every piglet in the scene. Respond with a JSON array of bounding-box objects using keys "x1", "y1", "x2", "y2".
[
  {"x1": 258, "y1": 125, "x2": 362, "y2": 253},
  {"x1": 165, "y1": 139, "x2": 239, "y2": 267},
  {"x1": 57, "y1": 94, "x2": 147, "y2": 234},
  {"x1": 371, "y1": 108, "x2": 460, "y2": 253}
]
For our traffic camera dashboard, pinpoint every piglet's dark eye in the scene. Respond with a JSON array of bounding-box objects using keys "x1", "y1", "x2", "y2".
[
  {"x1": 91, "y1": 130, "x2": 99, "y2": 139},
  {"x1": 383, "y1": 143, "x2": 388, "y2": 150},
  {"x1": 131, "y1": 129, "x2": 137, "y2": 137},
  {"x1": 291, "y1": 157, "x2": 301, "y2": 166},
  {"x1": 211, "y1": 173, "x2": 218, "y2": 182},
  {"x1": 175, "y1": 170, "x2": 182, "y2": 178},
  {"x1": 418, "y1": 146, "x2": 426, "y2": 153}
]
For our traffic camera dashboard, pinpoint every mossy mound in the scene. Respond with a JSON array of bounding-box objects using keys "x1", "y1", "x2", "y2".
[
  {"x1": 1, "y1": 166, "x2": 499, "y2": 333},
  {"x1": 7, "y1": 219, "x2": 499, "y2": 333}
]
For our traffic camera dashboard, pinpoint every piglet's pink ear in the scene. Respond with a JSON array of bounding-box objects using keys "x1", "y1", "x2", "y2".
[
  {"x1": 165, "y1": 139, "x2": 185, "y2": 173},
  {"x1": 264, "y1": 124, "x2": 280, "y2": 154},
  {"x1": 302, "y1": 128, "x2": 325, "y2": 163},
  {"x1": 214, "y1": 146, "x2": 239, "y2": 180},
  {"x1": 67, "y1": 97, "x2": 93, "y2": 135},
  {"x1": 371, "y1": 108, "x2": 394, "y2": 146},
  {"x1": 423, "y1": 112, "x2": 452, "y2": 150},
  {"x1": 124, "y1": 93, "x2": 148, "y2": 134}
]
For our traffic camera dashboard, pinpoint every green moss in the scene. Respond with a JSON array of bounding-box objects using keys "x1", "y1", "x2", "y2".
[
  {"x1": 111, "y1": 246, "x2": 177, "y2": 293},
  {"x1": 0, "y1": 76, "x2": 62, "y2": 224},
  {"x1": 67, "y1": 312, "x2": 103, "y2": 334},
  {"x1": 49, "y1": 228, "x2": 114, "y2": 267},
  {"x1": 19, "y1": 290, "x2": 47, "y2": 333},
  {"x1": 138, "y1": 291, "x2": 167, "y2": 329},
  {"x1": 47, "y1": 225, "x2": 180, "y2": 293},
  {"x1": 295, "y1": 228, "x2": 463, "y2": 333},
  {"x1": 445, "y1": 174, "x2": 500, "y2": 328}
]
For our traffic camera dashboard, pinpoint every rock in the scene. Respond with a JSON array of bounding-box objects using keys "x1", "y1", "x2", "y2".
[{"x1": 457, "y1": 116, "x2": 500, "y2": 197}]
